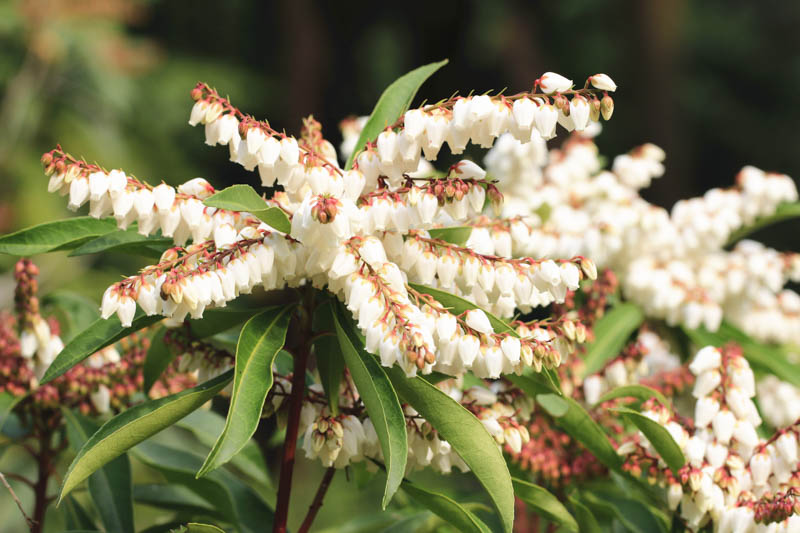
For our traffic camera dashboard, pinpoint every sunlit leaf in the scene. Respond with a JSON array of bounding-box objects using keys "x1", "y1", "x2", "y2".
[
  {"x1": 596, "y1": 384, "x2": 669, "y2": 409},
  {"x1": 345, "y1": 59, "x2": 448, "y2": 170},
  {"x1": 581, "y1": 303, "x2": 644, "y2": 377},
  {"x1": 199, "y1": 306, "x2": 291, "y2": 476},
  {"x1": 0, "y1": 217, "x2": 117, "y2": 255},
  {"x1": 512, "y1": 477, "x2": 578, "y2": 532},
  {"x1": 203, "y1": 184, "x2": 290, "y2": 233},
  {"x1": 59, "y1": 371, "x2": 232, "y2": 501},
  {"x1": 612, "y1": 406, "x2": 686, "y2": 474},
  {"x1": 725, "y1": 201, "x2": 800, "y2": 245},
  {"x1": 428, "y1": 226, "x2": 473, "y2": 246}
]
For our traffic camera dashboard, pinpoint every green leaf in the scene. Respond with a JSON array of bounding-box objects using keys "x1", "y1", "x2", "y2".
[
  {"x1": 0, "y1": 392, "x2": 24, "y2": 432},
  {"x1": 61, "y1": 495, "x2": 98, "y2": 531},
  {"x1": 133, "y1": 484, "x2": 220, "y2": 517},
  {"x1": 567, "y1": 494, "x2": 602, "y2": 533},
  {"x1": 385, "y1": 367, "x2": 515, "y2": 533},
  {"x1": 62, "y1": 409, "x2": 135, "y2": 533},
  {"x1": 59, "y1": 370, "x2": 233, "y2": 502},
  {"x1": 134, "y1": 440, "x2": 273, "y2": 533},
  {"x1": 181, "y1": 524, "x2": 226, "y2": 533},
  {"x1": 726, "y1": 202, "x2": 800, "y2": 245},
  {"x1": 0, "y1": 217, "x2": 118, "y2": 255},
  {"x1": 581, "y1": 303, "x2": 644, "y2": 377},
  {"x1": 507, "y1": 371, "x2": 561, "y2": 397},
  {"x1": 401, "y1": 478, "x2": 491, "y2": 533},
  {"x1": 199, "y1": 306, "x2": 292, "y2": 476},
  {"x1": 42, "y1": 312, "x2": 162, "y2": 384},
  {"x1": 203, "y1": 185, "x2": 291, "y2": 233},
  {"x1": 683, "y1": 322, "x2": 800, "y2": 387},
  {"x1": 512, "y1": 477, "x2": 578, "y2": 532},
  {"x1": 345, "y1": 59, "x2": 449, "y2": 170},
  {"x1": 42, "y1": 291, "x2": 100, "y2": 342},
  {"x1": 333, "y1": 303, "x2": 407, "y2": 508},
  {"x1": 612, "y1": 406, "x2": 686, "y2": 474},
  {"x1": 535, "y1": 394, "x2": 622, "y2": 471},
  {"x1": 596, "y1": 384, "x2": 669, "y2": 409},
  {"x1": 68, "y1": 229, "x2": 171, "y2": 257},
  {"x1": 143, "y1": 327, "x2": 173, "y2": 392},
  {"x1": 313, "y1": 300, "x2": 345, "y2": 416},
  {"x1": 408, "y1": 283, "x2": 518, "y2": 336},
  {"x1": 428, "y1": 226, "x2": 473, "y2": 246},
  {"x1": 580, "y1": 491, "x2": 666, "y2": 533},
  {"x1": 176, "y1": 410, "x2": 271, "y2": 492}
]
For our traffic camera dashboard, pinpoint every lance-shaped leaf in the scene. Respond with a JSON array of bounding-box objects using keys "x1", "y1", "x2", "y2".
[
  {"x1": 313, "y1": 300, "x2": 345, "y2": 415},
  {"x1": 581, "y1": 303, "x2": 644, "y2": 377},
  {"x1": 62, "y1": 409, "x2": 134, "y2": 533},
  {"x1": 345, "y1": 59, "x2": 449, "y2": 170},
  {"x1": 59, "y1": 370, "x2": 233, "y2": 502},
  {"x1": 512, "y1": 477, "x2": 578, "y2": 532},
  {"x1": 535, "y1": 393, "x2": 623, "y2": 471},
  {"x1": 427, "y1": 226, "x2": 473, "y2": 246},
  {"x1": 333, "y1": 303, "x2": 407, "y2": 508},
  {"x1": 580, "y1": 490, "x2": 667, "y2": 533},
  {"x1": 385, "y1": 366, "x2": 515, "y2": 533},
  {"x1": 69, "y1": 229, "x2": 171, "y2": 258},
  {"x1": 203, "y1": 184, "x2": 290, "y2": 233},
  {"x1": 612, "y1": 406, "x2": 686, "y2": 474},
  {"x1": 567, "y1": 493, "x2": 602, "y2": 533},
  {"x1": 42, "y1": 311, "x2": 162, "y2": 384},
  {"x1": 143, "y1": 327, "x2": 172, "y2": 393},
  {"x1": 133, "y1": 484, "x2": 221, "y2": 519},
  {"x1": 725, "y1": 201, "x2": 800, "y2": 245},
  {"x1": 401, "y1": 478, "x2": 491, "y2": 533},
  {"x1": 596, "y1": 384, "x2": 669, "y2": 409},
  {"x1": 182, "y1": 525, "x2": 227, "y2": 533},
  {"x1": 198, "y1": 306, "x2": 292, "y2": 476},
  {"x1": 0, "y1": 217, "x2": 118, "y2": 255},
  {"x1": 134, "y1": 440, "x2": 273, "y2": 533}
]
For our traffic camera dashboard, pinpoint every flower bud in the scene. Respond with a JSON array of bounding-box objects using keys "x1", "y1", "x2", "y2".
[
  {"x1": 601, "y1": 94, "x2": 614, "y2": 120},
  {"x1": 589, "y1": 73, "x2": 617, "y2": 92},
  {"x1": 539, "y1": 72, "x2": 573, "y2": 94}
]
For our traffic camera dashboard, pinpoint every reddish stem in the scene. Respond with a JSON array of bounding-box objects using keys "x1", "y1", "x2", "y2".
[
  {"x1": 297, "y1": 467, "x2": 336, "y2": 533},
  {"x1": 272, "y1": 294, "x2": 313, "y2": 533},
  {"x1": 30, "y1": 432, "x2": 52, "y2": 533}
]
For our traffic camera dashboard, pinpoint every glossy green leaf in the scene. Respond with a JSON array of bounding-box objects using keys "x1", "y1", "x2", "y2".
[
  {"x1": 333, "y1": 303, "x2": 407, "y2": 508},
  {"x1": 567, "y1": 494, "x2": 602, "y2": 533},
  {"x1": 581, "y1": 303, "x2": 644, "y2": 377},
  {"x1": 428, "y1": 226, "x2": 473, "y2": 246},
  {"x1": 0, "y1": 392, "x2": 23, "y2": 432},
  {"x1": 613, "y1": 406, "x2": 686, "y2": 474},
  {"x1": 199, "y1": 306, "x2": 291, "y2": 476},
  {"x1": 580, "y1": 491, "x2": 666, "y2": 533},
  {"x1": 408, "y1": 283, "x2": 518, "y2": 336},
  {"x1": 61, "y1": 495, "x2": 97, "y2": 531},
  {"x1": 59, "y1": 370, "x2": 233, "y2": 501},
  {"x1": 313, "y1": 300, "x2": 345, "y2": 416},
  {"x1": 345, "y1": 59, "x2": 448, "y2": 169},
  {"x1": 507, "y1": 372, "x2": 561, "y2": 397},
  {"x1": 512, "y1": 477, "x2": 578, "y2": 532},
  {"x1": 385, "y1": 366, "x2": 515, "y2": 533},
  {"x1": 62, "y1": 409, "x2": 134, "y2": 533},
  {"x1": 0, "y1": 217, "x2": 118, "y2": 255},
  {"x1": 69, "y1": 229, "x2": 171, "y2": 257},
  {"x1": 596, "y1": 384, "x2": 669, "y2": 408},
  {"x1": 401, "y1": 479, "x2": 491, "y2": 533},
  {"x1": 176, "y1": 409, "x2": 271, "y2": 491},
  {"x1": 683, "y1": 322, "x2": 800, "y2": 387},
  {"x1": 133, "y1": 484, "x2": 220, "y2": 517},
  {"x1": 182, "y1": 524, "x2": 226, "y2": 533},
  {"x1": 535, "y1": 393, "x2": 622, "y2": 471},
  {"x1": 726, "y1": 202, "x2": 800, "y2": 245},
  {"x1": 134, "y1": 440, "x2": 273, "y2": 533},
  {"x1": 203, "y1": 184, "x2": 290, "y2": 233},
  {"x1": 42, "y1": 311, "x2": 162, "y2": 384},
  {"x1": 143, "y1": 327, "x2": 173, "y2": 392},
  {"x1": 42, "y1": 291, "x2": 100, "y2": 342}
]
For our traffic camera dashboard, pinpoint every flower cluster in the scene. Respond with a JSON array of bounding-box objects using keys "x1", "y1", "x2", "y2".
[
  {"x1": 620, "y1": 345, "x2": 800, "y2": 531},
  {"x1": 294, "y1": 376, "x2": 533, "y2": 473},
  {"x1": 483, "y1": 130, "x2": 800, "y2": 343}
]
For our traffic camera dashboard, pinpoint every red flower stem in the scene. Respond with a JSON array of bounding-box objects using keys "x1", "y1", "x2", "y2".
[{"x1": 297, "y1": 467, "x2": 337, "y2": 533}]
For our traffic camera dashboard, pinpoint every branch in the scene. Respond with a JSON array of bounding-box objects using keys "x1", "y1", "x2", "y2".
[
  {"x1": 297, "y1": 467, "x2": 336, "y2": 533},
  {"x1": 0, "y1": 472, "x2": 36, "y2": 531}
]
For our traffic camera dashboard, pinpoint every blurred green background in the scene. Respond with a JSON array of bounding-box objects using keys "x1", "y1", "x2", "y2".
[{"x1": 1, "y1": 1, "x2": 799, "y2": 529}]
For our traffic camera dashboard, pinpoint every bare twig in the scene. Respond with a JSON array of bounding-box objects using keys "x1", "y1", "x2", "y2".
[{"x1": 0, "y1": 472, "x2": 36, "y2": 531}]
